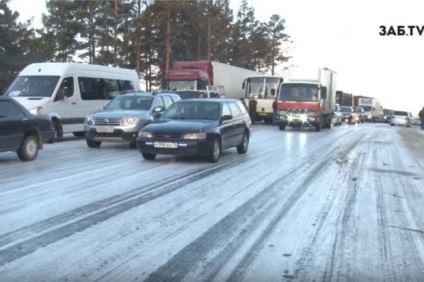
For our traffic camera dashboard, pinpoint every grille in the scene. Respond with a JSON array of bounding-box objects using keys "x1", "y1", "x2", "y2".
[
  {"x1": 94, "y1": 118, "x2": 121, "y2": 126},
  {"x1": 154, "y1": 133, "x2": 182, "y2": 140}
]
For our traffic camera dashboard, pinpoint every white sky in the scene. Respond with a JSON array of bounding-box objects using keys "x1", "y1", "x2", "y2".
[{"x1": 8, "y1": 0, "x2": 424, "y2": 115}]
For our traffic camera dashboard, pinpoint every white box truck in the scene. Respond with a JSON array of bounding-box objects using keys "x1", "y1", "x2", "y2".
[
  {"x1": 276, "y1": 67, "x2": 337, "y2": 131},
  {"x1": 5, "y1": 62, "x2": 140, "y2": 138}
]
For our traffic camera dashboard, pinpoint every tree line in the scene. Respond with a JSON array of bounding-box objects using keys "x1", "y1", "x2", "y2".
[{"x1": 0, "y1": 0, "x2": 291, "y2": 92}]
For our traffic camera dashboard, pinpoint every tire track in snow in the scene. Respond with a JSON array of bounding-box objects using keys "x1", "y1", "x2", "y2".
[
  {"x1": 142, "y1": 129, "x2": 360, "y2": 282},
  {"x1": 0, "y1": 155, "x2": 246, "y2": 267}
]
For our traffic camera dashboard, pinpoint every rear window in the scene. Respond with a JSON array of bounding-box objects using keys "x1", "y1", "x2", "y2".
[{"x1": 393, "y1": 111, "x2": 408, "y2": 116}]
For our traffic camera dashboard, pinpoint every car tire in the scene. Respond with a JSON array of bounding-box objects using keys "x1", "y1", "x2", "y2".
[
  {"x1": 315, "y1": 120, "x2": 322, "y2": 132},
  {"x1": 52, "y1": 120, "x2": 63, "y2": 139},
  {"x1": 208, "y1": 137, "x2": 221, "y2": 163},
  {"x1": 390, "y1": 124, "x2": 395, "y2": 126},
  {"x1": 236, "y1": 132, "x2": 249, "y2": 154},
  {"x1": 86, "y1": 139, "x2": 101, "y2": 148},
  {"x1": 129, "y1": 140, "x2": 137, "y2": 148},
  {"x1": 278, "y1": 124, "x2": 286, "y2": 131},
  {"x1": 17, "y1": 135, "x2": 39, "y2": 161},
  {"x1": 142, "y1": 153, "x2": 156, "y2": 160},
  {"x1": 73, "y1": 132, "x2": 84, "y2": 137}
]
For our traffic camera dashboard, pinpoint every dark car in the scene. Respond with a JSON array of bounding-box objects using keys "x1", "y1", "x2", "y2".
[
  {"x1": 0, "y1": 96, "x2": 55, "y2": 161},
  {"x1": 136, "y1": 98, "x2": 251, "y2": 163},
  {"x1": 84, "y1": 91, "x2": 180, "y2": 148},
  {"x1": 175, "y1": 90, "x2": 221, "y2": 100}
]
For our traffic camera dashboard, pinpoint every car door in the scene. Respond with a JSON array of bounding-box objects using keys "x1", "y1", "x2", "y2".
[
  {"x1": 219, "y1": 103, "x2": 235, "y2": 149},
  {"x1": 0, "y1": 99, "x2": 28, "y2": 150},
  {"x1": 227, "y1": 101, "x2": 245, "y2": 146}
]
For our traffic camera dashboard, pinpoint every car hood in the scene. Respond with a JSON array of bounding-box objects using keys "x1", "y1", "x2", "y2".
[
  {"x1": 143, "y1": 119, "x2": 217, "y2": 134},
  {"x1": 89, "y1": 110, "x2": 151, "y2": 119},
  {"x1": 10, "y1": 96, "x2": 48, "y2": 110}
]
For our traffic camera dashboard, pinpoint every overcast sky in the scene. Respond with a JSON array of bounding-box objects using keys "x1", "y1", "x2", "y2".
[{"x1": 9, "y1": 0, "x2": 424, "y2": 115}]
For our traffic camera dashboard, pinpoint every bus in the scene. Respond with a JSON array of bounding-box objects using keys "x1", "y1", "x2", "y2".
[{"x1": 242, "y1": 76, "x2": 284, "y2": 124}]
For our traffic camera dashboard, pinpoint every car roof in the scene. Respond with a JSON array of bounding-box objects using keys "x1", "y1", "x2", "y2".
[
  {"x1": 118, "y1": 91, "x2": 179, "y2": 97},
  {"x1": 177, "y1": 98, "x2": 236, "y2": 103}
]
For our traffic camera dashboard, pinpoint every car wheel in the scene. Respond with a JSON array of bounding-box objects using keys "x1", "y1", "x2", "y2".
[
  {"x1": 129, "y1": 140, "x2": 137, "y2": 148},
  {"x1": 315, "y1": 120, "x2": 322, "y2": 132},
  {"x1": 142, "y1": 153, "x2": 156, "y2": 160},
  {"x1": 86, "y1": 139, "x2": 101, "y2": 148},
  {"x1": 17, "y1": 135, "x2": 39, "y2": 161},
  {"x1": 53, "y1": 120, "x2": 63, "y2": 139},
  {"x1": 390, "y1": 124, "x2": 395, "y2": 126},
  {"x1": 208, "y1": 137, "x2": 221, "y2": 163},
  {"x1": 236, "y1": 131, "x2": 249, "y2": 154},
  {"x1": 278, "y1": 124, "x2": 286, "y2": 131}
]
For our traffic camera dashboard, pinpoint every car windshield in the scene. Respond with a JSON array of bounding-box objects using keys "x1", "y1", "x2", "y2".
[
  {"x1": 162, "y1": 101, "x2": 221, "y2": 120},
  {"x1": 105, "y1": 95, "x2": 153, "y2": 111},
  {"x1": 361, "y1": 106, "x2": 373, "y2": 111},
  {"x1": 5, "y1": 75, "x2": 60, "y2": 97},
  {"x1": 340, "y1": 106, "x2": 353, "y2": 113},
  {"x1": 279, "y1": 83, "x2": 319, "y2": 102}
]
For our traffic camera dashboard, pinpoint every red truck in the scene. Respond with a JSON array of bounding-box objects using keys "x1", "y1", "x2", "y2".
[
  {"x1": 276, "y1": 67, "x2": 337, "y2": 132},
  {"x1": 163, "y1": 60, "x2": 260, "y2": 99}
]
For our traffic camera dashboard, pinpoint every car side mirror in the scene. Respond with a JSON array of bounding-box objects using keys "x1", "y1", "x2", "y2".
[
  {"x1": 152, "y1": 106, "x2": 164, "y2": 119},
  {"x1": 221, "y1": 114, "x2": 232, "y2": 122},
  {"x1": 153, "y1": 106, "x2": 164, "y2": 113},
  {"x1": 55, "y1": 90, "x2": 66, "y2": 101}
]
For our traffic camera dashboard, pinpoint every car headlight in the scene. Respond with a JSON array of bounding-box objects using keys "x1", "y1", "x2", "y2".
[
  {"x1": 138, "y1": 131, "x2": 153, "y2": 138},
  {"x1": 29, "y1": 106, "x2": 43, "y2": 115},
  {"x1": 85, "y1": 115, "x2": 94, "y2": 125},
  {"x1": 183, "y1": 133, "x2": 207, "y2": 140},
  {"x1": 121, "y1": 117, "x2": 137, "y2": 126}
]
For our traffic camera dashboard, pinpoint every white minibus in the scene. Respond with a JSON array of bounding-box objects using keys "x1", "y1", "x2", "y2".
[{"x1": 5, "y1": 62, "x2": 140, "y2": 138}]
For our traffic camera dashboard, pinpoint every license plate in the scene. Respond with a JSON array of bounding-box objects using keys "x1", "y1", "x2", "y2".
[
  {"x1": 258, "y1": 112, "x2": 267, "y2": 116},
  {"x1": 154, "y1": 142, "x2": 178, "y2": 148},
  {"x1": 96, "y1": 126, "x2": 114, "y2": 133}
]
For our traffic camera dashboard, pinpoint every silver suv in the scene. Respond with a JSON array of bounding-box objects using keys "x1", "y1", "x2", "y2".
[{"x1": 84, "y1": 91, "x2": 181, "y2": 148}]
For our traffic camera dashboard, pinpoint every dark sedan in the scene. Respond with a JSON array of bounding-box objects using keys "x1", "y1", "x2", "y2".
[
  {"x1": 136, "y1": 99, "x2": 251, "y2": 162},
  {"x1": 0, "y1": 96, "x2": 55, "y2": 161}
]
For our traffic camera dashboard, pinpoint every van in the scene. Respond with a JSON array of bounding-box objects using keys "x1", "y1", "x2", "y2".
[{"x1": 4, "y1": 62, "x2": 140, "y2": 138}]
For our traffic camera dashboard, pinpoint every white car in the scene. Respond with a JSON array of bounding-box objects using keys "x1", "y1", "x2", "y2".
[
  {"x1": 411, "y1": 117, "x2": 421, "y2": 126},
  {"x1": 390, "y1": 111, "x2": 412, "y2": 127}
]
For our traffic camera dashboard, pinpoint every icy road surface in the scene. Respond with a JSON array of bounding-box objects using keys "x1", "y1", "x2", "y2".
[{"x1": 1, "y1": 124, "x2": 424, "y2": 282}]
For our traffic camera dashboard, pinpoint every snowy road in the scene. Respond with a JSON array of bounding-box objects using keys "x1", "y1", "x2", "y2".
[{"x1": 1, "y1": 123, "x2": 424, "y2": 281}]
